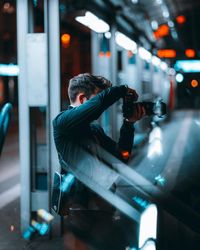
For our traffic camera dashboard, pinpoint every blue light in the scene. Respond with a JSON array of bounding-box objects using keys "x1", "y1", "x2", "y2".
[
  {"x1": 60, "y1": 173, "x2": 75, "y2": 192},
  {"x1": 22, "y1": 226, "x2": 35, "y2": 240},
  {"x1": 39, "y1": 223, "x2": 49, "y2": 235},
  {"x1": 132, "y1": 196, "x2": 149, "y2": 208},
  {"x1": 154, "y1": 174, "x2": 165, "y2": 186},
  {"x1": 174, "y1": 60, "x2": 200, "y2": 73}
]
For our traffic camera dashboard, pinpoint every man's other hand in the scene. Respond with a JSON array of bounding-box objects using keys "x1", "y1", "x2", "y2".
[{"x1": 126, "y1": 103, "x2": 146, "y2": 123}]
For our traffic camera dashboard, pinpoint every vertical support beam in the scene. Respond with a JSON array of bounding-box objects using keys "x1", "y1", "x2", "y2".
[
  {"x1": 46, "y1": 0, "x2": 62, "y2": 236},
  {"x1": 17, "y1": 0, "x2": 30, "y2": 232},
  {"x1": 110, "y1": 25, "x2": 118, "y2": 140},
  {"x1": 91, "y1": 31, "x2": 99, "y2": 75}
]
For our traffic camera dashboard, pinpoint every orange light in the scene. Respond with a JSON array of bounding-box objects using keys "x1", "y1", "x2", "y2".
[
  {"x1": 61, "y1": 33, "x2": 71, "y2": 48},
  {"x1": 157, "y1": 49, "x2": 176, "y2": 58},
  {"x1": 99, "y1": 51, "x2": 104, "y2": 57},
  {"x1": 128, "y1": 51, "x2": 133, "y2": 57},
  {"x1": 153, "y1": 24, "x2": 169, "y2": 39},
  {"x1": 176, "y1": 15, "x2": 186, "y2": 24},
  {"x1": 185, "y1": 49, "x2": 195, "y2": 58},
  {"x1": 191, "y1": 79, "x2": 198, "y2": 88},
  {"x1": 106, "y1": 51, "x2": 111, "y2": 57},
  {"x1": 121, "y1": 151, "x2": 130, "y2": 159}
]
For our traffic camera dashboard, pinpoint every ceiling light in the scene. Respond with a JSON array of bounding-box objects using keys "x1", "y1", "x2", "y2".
[
  {"x1": 168, "y1": 21, "x2": 174, "y2": 28},
  {"x1": 139, "y1": 47, "x2": 152, "y2": 62},
  {"x1": 156, "y1": 0, "x2": 162, "y2": 4},
  {"x1": 75, "y1": 11, "x2": 110, "y2": 33},
  {"x1": 105, "y1": 32, "x2": 111, "y2": 39},
  {"x1": 168, "y1": 68, "x2": 175, "y2": 75},
  {"x1": 151, "y1": 20, "x2": 158, "y2": 30},
  {"x1": 152, "y1": 56, "x2": 161, "y2": 66},
  {"x1": 175, "y1": 73, "x2": 184, "y2": 83},
  {"x1": 115, "y1": 32, "x2": 137, "y2": 52},
  {"x1": 161, "y1": 62, "x2": 168, "y2": 71},
  {"x1": 163, "y1": 10, "x2": 169, "y2": 18}
]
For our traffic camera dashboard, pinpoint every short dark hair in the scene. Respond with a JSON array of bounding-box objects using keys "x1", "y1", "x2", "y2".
[{"x1": 68, "y1": 73, "x2": 112, "y2": 103}]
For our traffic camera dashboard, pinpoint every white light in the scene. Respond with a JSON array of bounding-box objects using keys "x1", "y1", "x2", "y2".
[
  {"x1": 149, "y1": 127, "x2": 162, "y2": 143},
  {"x1": 148, "y1": 139, "x2": 163, "y2": 158},
  {"x1": 115, "y1": 32, "x2": 137, "y2": 52},
  {"x1": 174, "y1": 60, "x2": 200, "y2": 73},
  {"x1": 105, "y1": 31, "x2": 111, "y2": 39},
  {"x1": 168, "y1": 68, "x2": 175, "y2": 75},
  {"x1": 131, "y1": 0, "x2": 138, "y2": 4},
  {"x1": 139, "y1": 47, "x2": 152, "y2": 62},
  {"x1": 139, "y1": 204, "x2": 158, "y2": 248},
  {"x1": 163, "y1": 10, "x2": 169, "y2": 18},
  {"x1": 151, "y1": 20, "x2": 158, "y2": 30},
  {"x1": 168, "y1": 21, "x2": 174, "y2": 28},
  {"x1": 176, "y1": 73, "x2": 184, "y2": 83},
  {"x1": 0, "y1": 64, "x2": 19, "y2": 76},
  {"x1": 152, "y1": 56, "x2": 161, "y2": 66},
  {"x1": 75, "y1": 11, "x2": 110, "y2": 33},
  {"x1": 161, "y1": 62, "x2": 168, "y2": 71},
  {"x1": 156, "y1": 0, "x2": 162, "y2": 4}
]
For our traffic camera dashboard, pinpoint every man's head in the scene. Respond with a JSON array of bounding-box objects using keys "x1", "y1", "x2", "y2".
[{"x1": 68, "y1": 73, "x2": 112, "y2": 106}]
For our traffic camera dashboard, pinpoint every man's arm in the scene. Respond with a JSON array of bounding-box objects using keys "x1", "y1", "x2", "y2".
[
  {"x1": 53, "y1": 86, "x2": 129, "y2": 133},
  {"x1": 94, "y1": 121, "x2": 134, "y2": 162}
]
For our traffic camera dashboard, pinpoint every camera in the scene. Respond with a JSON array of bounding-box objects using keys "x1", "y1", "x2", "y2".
[{"x1": 122, "y1": 93, "x2": 167, "y2": 119}]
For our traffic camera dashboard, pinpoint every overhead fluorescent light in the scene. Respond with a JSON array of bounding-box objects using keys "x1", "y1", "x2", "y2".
[
  {"x1": 115, "y1": 32, "x2": 137, "y2": 52},
  {"x1": 174, "y1": 60, "x2": 200, "y2": 73},
  {"x1": 152, "y1": 56, "x2": 161, "y2": 66},
  {"x1": 139, "y1": 47, "x2": 152, "y2": 62},
  {"x1": 0, "y1": 64, "x2": 19, "y2": 76},
  {"x1": 75, "y1": 11, "x2": 110, "y2": 33},
  {"x1": 139, "y1": 204, "x2": 158, "y2": 249}
]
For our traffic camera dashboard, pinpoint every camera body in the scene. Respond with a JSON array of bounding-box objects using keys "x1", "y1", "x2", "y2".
[{"x1": 122, "y1": 93, "x2": 167, "y2": 119}]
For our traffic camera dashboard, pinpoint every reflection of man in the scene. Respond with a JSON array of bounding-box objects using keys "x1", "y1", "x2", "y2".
[{"x1": 53, "y1": 73, "x2": 145, "y2": 211}]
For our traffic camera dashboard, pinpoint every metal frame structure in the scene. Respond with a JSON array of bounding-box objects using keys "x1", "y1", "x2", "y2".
[{"x1": 17, "y1": 0, "x2": 61, "y2": 234}]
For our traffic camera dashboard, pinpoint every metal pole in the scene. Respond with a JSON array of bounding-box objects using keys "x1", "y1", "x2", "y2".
[
  {"x1": 17, "y1": 0, "x2": 30, "y2": 232},
  {"x1": 46, "y1": 0, "x2": 62, "y2": 236},
  {"x1": 110, "y1": 24, "x2": 118, "y2": 140}
]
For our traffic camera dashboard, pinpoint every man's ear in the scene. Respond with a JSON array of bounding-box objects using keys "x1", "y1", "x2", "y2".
[{"x1": 78, "y1": 93, "x2": 87, "y2": 104}]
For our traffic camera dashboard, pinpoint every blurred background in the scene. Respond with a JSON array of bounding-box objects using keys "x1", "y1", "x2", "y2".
[{"x1": 0, "y1": 0, "x2": 200, "y2": 249}]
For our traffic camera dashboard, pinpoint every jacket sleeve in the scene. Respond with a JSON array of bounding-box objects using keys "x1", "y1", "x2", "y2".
[
  {"x1": 53, "y1": 85, "x2": 127, "y2": 134},
  {"x1": 96, "y1": 120, "x2": 135, "y2": 162}
]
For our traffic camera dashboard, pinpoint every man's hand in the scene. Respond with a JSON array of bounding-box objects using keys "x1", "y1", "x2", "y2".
[
  {"x1": 126, "y1": 87, "x2": 138, "y2": 101},
  {"x1": 126, "y1": 103, "x2": 146, "y2": 123}
]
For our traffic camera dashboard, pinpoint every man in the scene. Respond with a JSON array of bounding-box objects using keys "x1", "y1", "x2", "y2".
[{"x1": 52, "y1": 73, "x2": 145, "y2": 248}]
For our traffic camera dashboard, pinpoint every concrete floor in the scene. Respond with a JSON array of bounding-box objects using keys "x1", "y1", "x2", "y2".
[{"x1": 0, "y1": 110, "x2": 200, "y2": 249}]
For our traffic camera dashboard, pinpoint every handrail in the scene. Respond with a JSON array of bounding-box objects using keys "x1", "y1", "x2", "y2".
[{"x1": 0, "y1": 103, "x2": 13, "y2": 155}]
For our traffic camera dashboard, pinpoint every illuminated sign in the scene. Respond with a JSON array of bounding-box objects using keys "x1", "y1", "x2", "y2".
[
  {"x1": 174, "y1": 60, "x2": 200, "y2": 73},
  {"x1": 157, "y1": 49, "x2": 176, "y2": 58}
]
